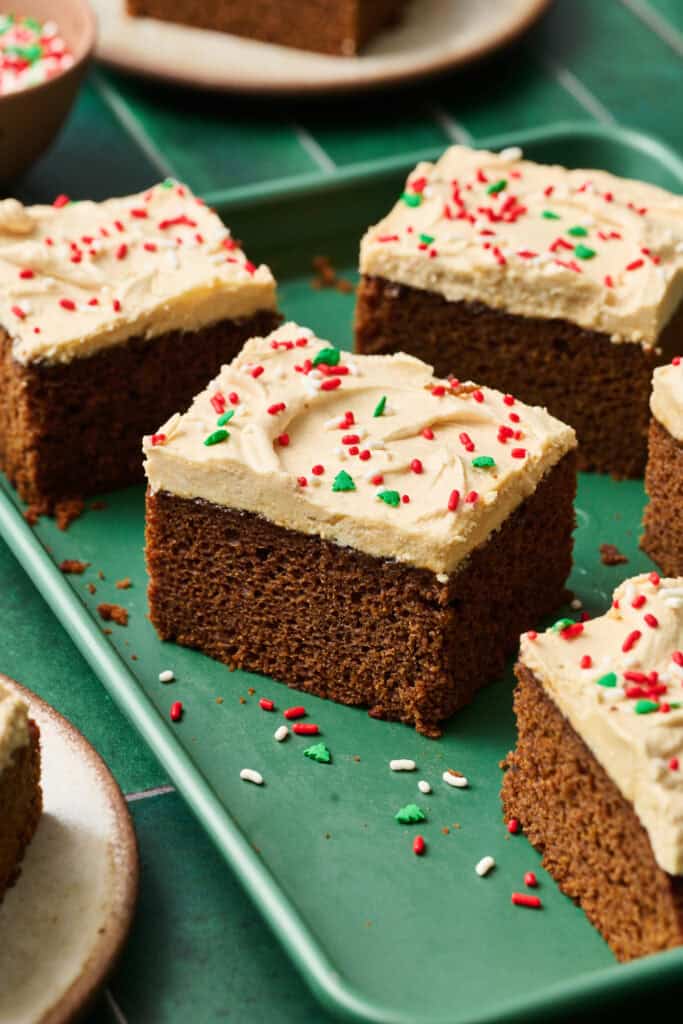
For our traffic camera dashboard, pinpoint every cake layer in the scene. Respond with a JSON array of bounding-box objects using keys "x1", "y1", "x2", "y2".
[
  {"x1": 502, "y1": 666, "x2": 683, "y2": 961},
  {"x1": 519, "y1": 574, "x2": 683, "y2": 875},
  {"x1": 0, "y1": 309, "x2": 281, "y2": 509},
  {"x1": 143, "y1": 322, "x2": 576, "y2": 575},
  {"x1": 355, "y1": 275, "x2": 682, "y2": 477},
  {"x1": 126, "y1": 0, "x2": 404, "y2": 56},
  {"x1": 145, "y1": 449, "x2": 575, "y2": 736},
  {"x1": 642, "y1": 419, "x2": 683, "y2": 576},
  {"x1": 359, "y1": 145, "x2": 683, "y2": 346},
  {"x1": 651, "y1": 356, "x2": 683, "y2": 442},
  {"x1": 0, "y1": 182, "x2": 277, "y2": 365}
]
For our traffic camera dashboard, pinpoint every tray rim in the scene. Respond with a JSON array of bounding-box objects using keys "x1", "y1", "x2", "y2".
[{"x1": 3, "y1": 120, "x2": 683, "y2": 1024}]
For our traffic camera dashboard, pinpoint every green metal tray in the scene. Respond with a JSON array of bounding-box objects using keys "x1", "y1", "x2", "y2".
[{"x1": 2, "y1": 123, "x2": 683, "y2": 1024}]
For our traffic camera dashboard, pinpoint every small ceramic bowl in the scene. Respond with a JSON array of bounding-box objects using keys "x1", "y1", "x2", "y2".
[{"x1": 0, "y1": 0, "x2": 96, "y2": 184}]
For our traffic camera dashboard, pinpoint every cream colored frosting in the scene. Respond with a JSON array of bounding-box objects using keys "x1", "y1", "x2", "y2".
[
  {"x1": 0, "y1": 680, "x2": 29, "y2": 774},
  {"x1": 0, "y1": 181, "x2": 277, "y2": 365},
  {"x1": 360, "y1": 145, "x2": 683, "y2": 347},
  {"x1": 651, "y1": 357, "x2": 683, "y2": 442},
  {"x1": 144, "y1": 322, "x2": 576, "y2": 575},
  {"x1": 520, "y1": 574, "x2": 683, "y2": 875}
]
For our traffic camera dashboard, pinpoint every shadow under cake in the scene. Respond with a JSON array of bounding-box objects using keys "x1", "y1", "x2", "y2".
[
  {"x1": 355, "y1": 145, "x2": 683, "y2": 478},
  {"x1": 144, "y1": 321, "x2": 577, "y2": 736}
]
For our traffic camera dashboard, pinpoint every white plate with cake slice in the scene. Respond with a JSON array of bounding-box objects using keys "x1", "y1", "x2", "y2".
[
  {"x1": 0, "y1": 675, "x2": 138, "y2": 1024},
  {"x1": 92, "y1": 0, "x2": 550, "y2": 95}
]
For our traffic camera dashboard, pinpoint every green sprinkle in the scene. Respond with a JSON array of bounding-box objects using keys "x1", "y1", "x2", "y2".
[
  {"x1": 24, "y1": 17, "x2": 42, "y2": 33},
  {"x1": 332, "y1": 470, "x2": 355, "y2": 493},
  {"x1": 216, "y1": 410, "x2": 235, "y2": 426},
  {"x1": 419, "y1": 233, "x2": 435, "y2": 245},
  {"x1": 204, "y1": 429, "x2": 229, "y2": 447},
  {"x1": 373, "y1": 395, "x2": 387, "y2": 417},
  {"x1": 574, "y1": 244, "x2": 596, "y2": 260},
  {"x1": 161, "y1": 177, "x2": 176, "y2": 189},
  {"x1": 486, "y1": 179, "x2": 507, "y2": 195},
  {"x1": 472, "y1": 456, "x2": 496, "y2": 469},
  {"x1": 7, "y1": 42, "x2": 42, "y2": 63},
  {"x1": 568, "y1": 225, "x2": 588, "y2": 237},
  {"x1": 378, "y1": 490, "x2": 401, "y2": 508},
  {"x1": 634, "y1": 699, "x2": 660, "y2": 715},
  {"x1": 542, "y1": 210, "x2": 560, "y2": 220},
  {"x1": 596, "y1": 672, "x2": 617, "y2": 688},
  {"x1": 401, "y1": 192, "x2": 422, "y2": 207},
  {"x1": 552, "y1": 618, "x2": 574, "y2": 632},
  {"x1": 395, "y1": 804, "x2": 426, "y2": 825},
  {"x1": 304, "y1": 742, "x2": 331, "y2": 764},
  {"x1": 312, "y1": 346, "x2": 340, "y2": 367}
]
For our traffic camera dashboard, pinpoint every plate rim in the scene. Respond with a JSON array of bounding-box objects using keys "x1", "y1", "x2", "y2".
[
  {"x1": 93, "y1": 0, "x2": 551, "y2": 95},
  {"x1": 0, "y1": 673, "x2": 139, "y2": 1024}
]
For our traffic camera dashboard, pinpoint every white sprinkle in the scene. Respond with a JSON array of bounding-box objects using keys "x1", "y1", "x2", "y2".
[
  {"x1": 346, "y1": 361, "x2": 359, "y2": 375},
  {"x1": 240, "y1": 768, "x2": 263, "y2": 785},
  {"x1": 418, "y1": 779, "x2": 432, "y2": 794},
  {"x1": 158, "y1": 669, "x2": 174, "y2": 683},
  {"x1": 274, "y1": 725, "x2": 289, "y2": 742},
  {"x1": 442, "y1": 770, "x2": 468, "y2": 789},
  {"x1": 475, "y1": 855, "x2": 496, "y2": 877},
  {"x1": 498, "y1": 145, "x2": 522, "y2": 162},
  {"x1": 570, "y1": 597, "x2": 582, "y2": 610},
  {"x1": 390, "y1": 759, "x2": 416, "y2": 772},
  {"x1": 436, "y1": 573, "x2": 449, "y2": 584}
]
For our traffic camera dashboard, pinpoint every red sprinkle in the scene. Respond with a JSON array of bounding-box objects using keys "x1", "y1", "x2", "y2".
[
  {"x1": 210, "y1": 393, "x2": 226, "y2": 414},
  {"x1": 250, "y1": 365, "x2": 264, "y2": 379},
  {"x1": 448, "y1": 490, "x2": 460, "y2": 512},
  {"x1": 507, "y1": 818, "x2": 520, "y2": 834},
  {"x1": 371, "y1": 474, "x2": 384, "y2": 486},
  {"x1": 18, "y1": 268, "x2": 34, "y2": 279},
  {"x1": 312, "y1": 464, "x2": 324, "y2": 476},
  {"x1": 410, "y1": 458, "x2": 423, "y2": 474},
  {"x1": 11, "y1": 304, "x2": 26, "y2": 319},
  {"x1": 622, "y1": 630, "x2": 641, "y2": 653},
  {"x1": 151, "y1": 433, "x2": 166, "y2": 446},
  {"x1": 401, "y1": 494, "x2": 410, "y2": 504},
  {"x1": 116, "y1": 243, "x2": 128, "y2": 260},
  {"x1": 422, "y1": 428, "x2": 434, "y2": 440},
  {"x1": 625, "y1": 258, "x2": 644, "y2": 271},
  {"x1": 561, "y1": 623, "x2": 584, "y2": 640},
  {"x1": 170, "y1": 701, "x2": 183, "y2": 722},
  {"x1": 512, "y1": 893, "x2": 542, "y2": 909},
  {"x1": 413, "y1": 835, "x2": 426, "y2": 856},
  {"x1": 580, "y1": 655, "x2": 593, "y2": 669},
  {"x1": 511, "y1": 448, "x2": 527, "y2": 459},
  {"x1": 459, "y1": 432, "x2": 475, "y2": 452},
  {"x1": 293, "y1": 723, "x2": 319, "y2": 736},
  {"x1": 644, "y1": 613, "x2": 659, "y2": 629},
  {"x1": 472, "y1": 389, "x2": 484, "y2": 403},
  {"x1": 112, "y1": 299, "x2": 122, "y2": 313},
  {"x1": 321, "y1": 378, "x2": 341, "y2": 391},
  {"x1": 359, "y1": 450, "x2": 371, "y2": 461},
  {"x1": 604, "y1": 274, "x2": 614, "y2": 288},
  {"x1": 268, "y1": 402, "x2": 286, "y2": 415},
  {"x1": 52, "y1": 194, "x2": 70, "y2": 208},
  {"x1": 503, "y1": 394, "x2": 515, "y2": 406},
  {"x1": 258, "y1": 698, "x2": 275, "y2": 712},
  {"x1": 465, "y1": 490, "x2": 479, "y2": 504},
  {"x1": 284, "y1": 706, "x2": 306, "y2": 720},
  {"x1": 277, "y1": 433, "x2": 290, "y2": 447},
  {"x1": 649, "y1": 572, "x2": 661, "y2": 586},
  {"x1": 672, "y1": 651, "x2": 683, "y2": 667},
  {"x1": 229, "y1": 392, "x2": 239, "y2": 405},
  {"x1": 631, "y1": 594, "x2": 646, "y2": 609},
  {"x1": 297, "y1": 476, "x2": 307, "y2": 488},
  {"x1": 59, "y1": 298, "x2": 76, "y2": 311},
  {"x1": 527, "y1": 631, "x2": 538, "y2": 641},
  {"x1": 524, "y1": 872, "x2": 538, "y2": 888},
  {"x1": 670, "y1": 758, "x2": 680, "y2": 771}
]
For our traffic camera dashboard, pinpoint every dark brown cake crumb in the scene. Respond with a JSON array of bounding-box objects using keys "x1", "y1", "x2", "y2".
[
  {"x1": 98, "y1": 570, "x2": 105, "y2": 580},
  {"x1": 55, "y1": 498, "x2": 84, "y2": 531},
  {"x1": 23, "y1": 505, "x2": 41, "y2": 526},
  {"x1": 97, "y1": 603, "x2": 129, "y2": 626},
  {"x1": 86, "y1": 583, "x2": 96, "y2": 594},
  {"x1": 599, "y1": 543, "x2": 629, "y2": 566},
  {"x1": 311, "y1": 255, "x2": 355, "y2": 295},
  {"x1": 115, "y1": 577, "x2": 132, "y2": 590},
  {"x1": 59, "y1": 559, "x2": 90, "y2": 574}
]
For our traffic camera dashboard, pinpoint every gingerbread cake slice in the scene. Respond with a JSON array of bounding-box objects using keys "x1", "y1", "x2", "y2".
[
  {"x1": 0, "y1": 680, "x2": 42, "y2": 901},
  {"x1": 642, "y1": 357, "x2": 683, "y2": 575},
  {"x1": 355, "y1": 145, "x2": 683, "y2": 477},
  {"x1": 502, "y1": 573, "x2": 683, "y2": 961},
  {"x1": 0, "y1": 181, "x2": 280, "y2": 512},
  {"x1": 126, "y1": 0, "x2": 406, "y2": 56},
  {"x1": 144, "y1": 322, "x2": 577, "y2": 736}
]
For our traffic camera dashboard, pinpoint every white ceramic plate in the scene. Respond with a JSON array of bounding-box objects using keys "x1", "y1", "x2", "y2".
[
  {"x1": 92, "y1": 0, "x2": 550, "y2": 95},
  {"x1": 0, "y1": 676, "x2": 138, "y2": 1024}
]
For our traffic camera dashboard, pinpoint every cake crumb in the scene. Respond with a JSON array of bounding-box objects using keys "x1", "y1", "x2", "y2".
[
  {"x1": 311, "y1": 254, "x2": 355, "y2": 294},
  {"x1": 102, "y1": 627, "x2": 112, "y2": 635},
  {"x1": 247, "y1": 687, "x2": 256, "y2": 696},
  {"x1": 59, "y1": 559, "x2": 89, "y2": 574},
  {"x1": 97, "y1": 603, "x2": 128, "y2": 626},
  {"x1": 131, "y1": 654, "x2": 138, "y2": 661},
  {"x1": 23, "y1": 504, "x2": 42, "y2": 526},
  {"x1": 115, "y1": 577, "x2": 132, "y2": 590},
  {"x1": 216, "y1": 697, "x2": 224, "y2": 704},
  {"x1": 98, "y1": 570, "x2": 105, "y2": 580},
  {"x1": 239, "y1": 696, "x2": 246, "y2": 705},
  {"x1": 441, "y1": 827, "x2": 450, "y2": 835},
  {"x1": 353, "y1": 755, "x2": 361, "y2": 762},
  {"x1": 86, "y1": 583, "x2": 96, "y2": 594},
  {"x1": 55, "y1": 498, "x2": 84, "y2": 530},
  {"x1": 599, "y1": 543, "x2": 628, "y2": 566}
]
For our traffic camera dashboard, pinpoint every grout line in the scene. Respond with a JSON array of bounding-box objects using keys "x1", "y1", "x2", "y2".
[
  {"x1": 619, "y1": 0, "x2": 683, "y2": 57},
  {"x1": 105, "y1": 989, "x2": 128, "y2": 1024},
  {"x1": 90, "y1": 69, "x2": 180, "y2": 181},
  {"x1": 430, "y1": 104, "x2": 473, "y2": 145},
  {"x1": 291, "y1": 123, "x2": 337, "y2": 174},
  {"x1": 541, "y1": 57, "x2": 617, "y2": 124},
  {"x1": 125, "y1": 783, "x2": 176, "y2": 803}
]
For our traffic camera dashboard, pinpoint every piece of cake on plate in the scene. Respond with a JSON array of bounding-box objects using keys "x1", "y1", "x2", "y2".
[
  {"x1": 355, "y1": 145, "x2": 683, "y2": 478},
  {"x1": 0, "y1": 679, "x2": 42, "y2": 900},
  {"x1": 144, "y1": 322, "x2": 577, "y2": 736},
  {"x1": 0, "y1": 181, "x2": 280, "y2": 512},
  {"x1": 502, "y1": 573, "x2": 683, "y2": 960},
  {"x1": 642, "y1": 357, "x2": 683, "y2": 575},
  {"x1": 126, "y1": 0, "x2": 406, "y2": 56}
]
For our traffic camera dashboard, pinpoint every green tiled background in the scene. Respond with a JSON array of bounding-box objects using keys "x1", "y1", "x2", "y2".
[{"x1": 2, "y1": 1, "x2": 682, "y2": 1021}]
